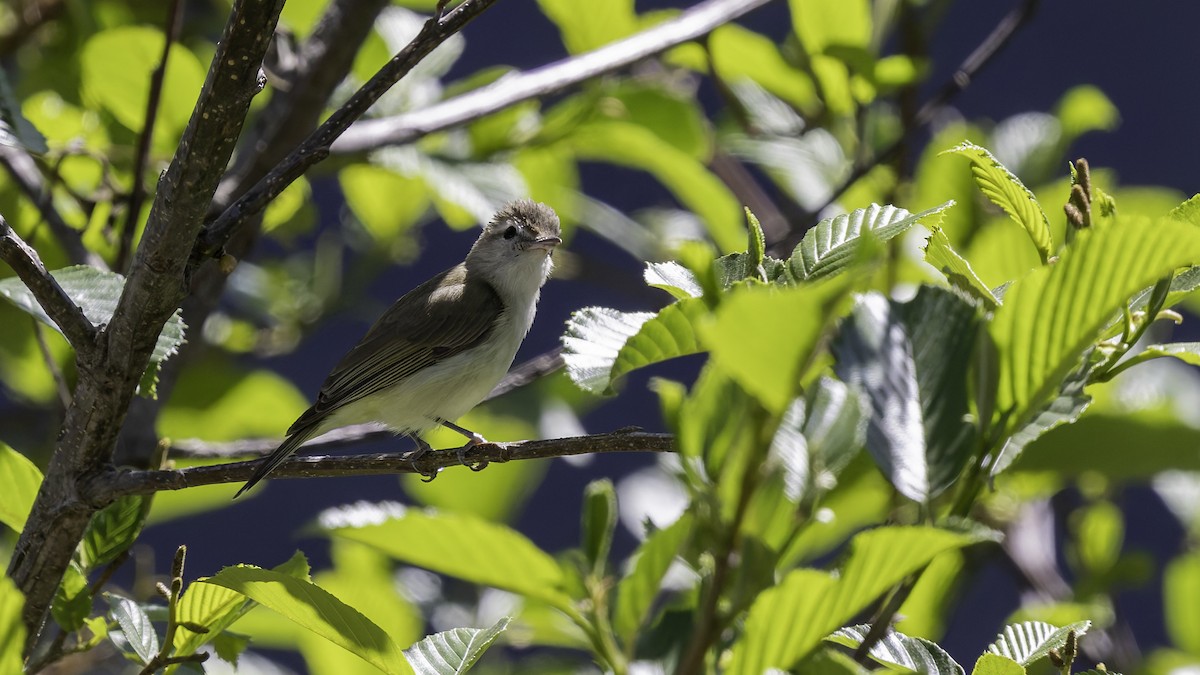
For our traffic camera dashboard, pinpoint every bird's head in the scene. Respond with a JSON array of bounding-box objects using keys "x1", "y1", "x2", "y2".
[{"x1": 466, "y1": 200, "x2": 562, "y2": 291}]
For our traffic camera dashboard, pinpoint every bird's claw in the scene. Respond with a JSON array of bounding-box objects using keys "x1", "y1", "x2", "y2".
[
  {"x1": 408, "y1": 438, "x2": 439, "y2": 482},
  {"x1": 456, "y1": 441, "x2": 489, "y2": 472}
]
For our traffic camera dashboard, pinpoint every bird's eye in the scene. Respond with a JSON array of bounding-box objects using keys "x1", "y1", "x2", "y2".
[{"x1": 503, "y1": 225, "x2": 517, "y2": 239}]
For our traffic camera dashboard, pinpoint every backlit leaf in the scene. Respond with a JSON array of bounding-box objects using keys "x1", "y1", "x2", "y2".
[
  {"x1": 404, "y1": 617, "x2": 510, "y2": 675},
  {"x1": 0, "y1": 443, "x2": 42, "y2": 533},
  {"x1": 943, "y1": 142, "x2": 1052, "y2": 263}
]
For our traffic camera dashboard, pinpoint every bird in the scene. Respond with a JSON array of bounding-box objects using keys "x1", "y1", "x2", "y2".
[{"x1": 234, "y1": 199, "x2": 562, "y2": 498}]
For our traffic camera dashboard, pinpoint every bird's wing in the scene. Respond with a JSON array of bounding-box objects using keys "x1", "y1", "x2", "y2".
[{"x1": 288, "y1": 264, "x2": 502, "y2": 433}]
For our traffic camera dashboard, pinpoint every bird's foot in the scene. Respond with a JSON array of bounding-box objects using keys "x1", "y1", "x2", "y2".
[
  {"x1": 407, "y1": 436, "x2": 439, "y2": 482},
  {"x1": 456, "y1": 437, "x2": 489, "y2": 472}
]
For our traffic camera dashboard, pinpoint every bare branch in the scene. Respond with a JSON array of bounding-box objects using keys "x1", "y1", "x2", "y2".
[
  {"x1": 117, "y1": 0, "x2": 186, "y2": 272},
  {"x1": 333, "y1": 0, "x2": 776, "y2": 155},
  {"x1": 196, "y1": 0, "x2": 502, "y2": 262},
  {"x1": 0, "y1": 144, "x2": 102, "y2": 267},
  {"x1": 0, "y1": 213, "x2": 97, "y2": 354},
  {"x1": 96, "y1": 432, "x2": 674, "y2": 498}
]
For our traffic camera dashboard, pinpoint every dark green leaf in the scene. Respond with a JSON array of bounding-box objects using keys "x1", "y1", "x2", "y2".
[
  {"x1": 201, "y1": 565, "x2": 412, "y2": 674},
  {"x1": 612, "y1": 514, "x2": 693, "y2": 646},
  {"x1": 986, "y1": 620, "x2": 1091, "y2": 666},
  {"x1": 211, "y1": 631, "x2": 251, "y2": 667},
  {"x1": 105, "y1": 593, "x2": 159, "y2": 664},
  {"x1": 82, "y1": 495, "x2": 148, "y2": 570},
  {"x1": 581, "y1": 479, "x2": 617, "y2": 575},
  {"x1": 404, "y1": 617, "x2": 510, "y2": 675},
  {"x1": 832, "y1": 287, "x2": 980, "y2": 501},
  {"x1": 791, "y1": 202, "x2": 954, "y2": 282},
  {"x1": 0, "y1": 442, "x2": 42, "y2": 533},
  {"x1": 827, "y1": 625, "x2": 964, "y2": 675},
  {"x1": 943, "y1": 142, "x2": 1052, "y2": 263}
]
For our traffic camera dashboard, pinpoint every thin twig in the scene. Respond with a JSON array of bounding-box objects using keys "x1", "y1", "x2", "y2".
[
  {"x1": 117, "y1": 0, "x2": 186, "y2": 273},
  {"x1": 195, "y1": 0, "x2": 503, "y2": 262},
  {"x1": 331, "y1": 0, "x2": 777, "y2": 154},
  {"x1": 0, "y1": 214, "x2": 98, "y2": 355},
  {"x1": 30, "y1": 317, "x2": 71, "y2": 407},
  {"x1": 768, "y1": 0, "x2": 1041, "y2": 253},
  {"x1": 0, "y1": 145, "x2": 102, "y2": 267},
  {"x1": 93, "y1": 432, "x2": 674, "y2": 499}
]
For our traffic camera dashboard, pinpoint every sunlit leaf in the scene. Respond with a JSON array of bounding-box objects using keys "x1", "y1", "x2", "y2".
[
  {"x1": 340, "y1": 165, "x2": 428, "y2": 245},
  {"x1": 923, "y1": 228, "x2": 1000, "y2": 309},
  {"x1": 989, "y1": 219, "x2": 1200, "y2": 435},
  {"x1": 826, "y1": 625, "x2": 963, "y2": 675},
  {"x1": 708, "y1": 25, "x2": 818, "y2": 115},
  {"x1": 644, "y1": 261, "x2": 703, "y2": 300},
  {"x1": 405, "y1": 617, "x2": 510, "y2": 675},
  {"x1": 201, "y1": 565, "x2": 412, "y2": 674},
  {"x1": 1056, "y1": 85, "x2": 1119, "y2": 140},
  {"x1": 82, "y1": 495, "x2": 148, "y2": 570},
  {"x1": 791, "y1": 202, "x2": 954, "y2": 282},
  {"x1": 319, "y1": 503, "x2": 569, "y2": 607},
  {"x1": 704, "y1": 278, "x2": 852, "y2": 412},
  {"x1": 0, "y1": 442, "x2": 42, "y2": 533},
  {"x1": 986, "y1": 620, "x2": 1090, "y2": 666},
  {"x1": 727, "y1": 526, "x2": 984, "y2": 674},
  {"x1": 536, "y1": 0, "x2": 637, "y2": 53},
  {"x1": 0, "y1": 576, "x2": 25, "y2": 675},
  {"x1": 943, "y1": 142, "x2": 1052, "y2": 263},
  {"x1": 562, "y1": 299, "x2": 706, "y2": 396},
  {"x1": 581, "y1": 479, "x2": 617, "y2": 575},
  {"x1": 52, "y1": 561, "x2": 90, "y2": 632},
  {"x1": 1165, "y1": 551, "x2": 1200, "y2": 653},
  {"x1": 971, "y1": 652, "x2": 1025, "y2": 675}
]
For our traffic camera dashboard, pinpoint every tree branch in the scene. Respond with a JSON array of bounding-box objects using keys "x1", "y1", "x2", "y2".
[
  {"x1": 0, "y1": 213, "x2": 98, "y2": 355},
  {"x1": 93, "y1": 432, "x2": 674, "y2": 499},
  {"x1": 195, "y1": 0, "x2": 502, "y2": 262},
  {"x1": 332, "y1": 0, "x2": 777, "y2": 155},
  {"x1": 8, "y1": 0, "x2": 286, "y2": 651}
]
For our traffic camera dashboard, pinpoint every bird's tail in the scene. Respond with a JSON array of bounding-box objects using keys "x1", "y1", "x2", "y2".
[{"x1": 234, "y1": 422, "x2": 321, "y2": 499}]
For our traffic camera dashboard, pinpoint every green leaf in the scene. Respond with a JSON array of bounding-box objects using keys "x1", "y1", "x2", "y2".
[
  {"x1": 212, "y1": 631, "x2": 251, "y2": 667},
  {"x1": 704, "y1": 278, "x2": 852, "y2": 412},
  {"x1": 0, "y1": 575, "x2": 25, "y2": 675},
  {"x1": 173, "y1": 577, "x2": 250, "y2": 658},
  {"x1": 1056, "y1": 85, "x2": 1119, "y2": 140},
  {"x1": 1168, "y1": 194, "x2": 1200, "y2": 226},
  {"x1": 0, "y1": 265, "x2": 187, "y2": 380},
  {"x1": 971, "y1": 652, "x2": 1025, "y2": 675},
  {"x1": 707, "y1": 25, "x2": 818, "y2": 115},
  {"x1": 404, "y1": 617, "x2": 510, "y2": 675},
  {"x1": 991, "y1": 376, "x2": 1090, "y2": 477},
  {"x1": 943, "y1": 142, "x2": 1053, "y2": 263},
  {"x1": 536, "y1": 0, "x2": 637, "y2": 53},
  {"x1": 562, "y1": 299, "x2": 707, "y2": 396},
  {"x1": 581, "y1": 479, "x2": 616, "y2": 575},
  {"x1": 160, "y1": 361, "x2": 309, "y2": 442},
  {"x1": 80, "y1": 26, "x2": 206, "y2": 146},
  {"x1": 923, "y1": 228, "x2": 1000, "y2": 309},
  {"x1": 82, "y1": 495, "x2": 148, "y2": 570},
  {"x1": 832, "y1": 287, "x2": 980, "y2": 501},
  {"x1": 201, "y1": 565, "x2": 412, "y2": 675},
  {"x1": 790, "y1": 0, "x2": 871, "y2": 54},
  {"x1": 727, "y1": 526, "x2": 984, "y2": 674},
  {"x1": 791, "y1": 202, "x2": 954, "y2": 282},
  {"x1": 340, "y1": 165, "x2": 428, "y2": 246},
  {"x1": 565, "y1": 121, "x2": 743, "y2": 252},
  {"x1": 0, "y1": 67, "x2": 47, "y2": 153},
  {"x1": 1073, "y1": 500, "x2": 1124, "y2": 574},
  {"x1": 1165, "y1": 551, "x2": 1200, "y2": 653},
  {"x1": 612, "y1": 514, "x2": 693, "y2": 646},
  {"x1": 826, "y1": 625, "x2": 963, "y2": 675},
  {"x1": 644, "y1": 261, "x2": 703, "y2": 300},
  {"x1": 1139, "y1": 342, "x2": 1200, "y2": 367},
  {"x1": 747, "y1": 208, "x2": 766, "y2": 271},
  {"x1": 319, "y1": 503, "x2": 569, "y2": 607},
  {"x1": 105, "y1": 593, "x2": 159, "y2": 664},
  {"x1": 986, "y1": 620, "x2": 1091, "y2": 666},
  {"x1": 989, "y1": 219, "x2": 1200, "y2": 433},
  {"x1": 0, "y1": 442, "x2": 42, "y2": 533},
  {"x1": 52, "y1": 561, "x2": 91, "y2": 632},
  {"x1": 771, "y1": 376, "x2": 866, "y2": 505}
]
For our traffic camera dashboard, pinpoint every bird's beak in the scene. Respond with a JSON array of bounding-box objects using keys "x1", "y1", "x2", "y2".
[{"x1": 528, "y1": 235, "x2": 562, "y2": 252}]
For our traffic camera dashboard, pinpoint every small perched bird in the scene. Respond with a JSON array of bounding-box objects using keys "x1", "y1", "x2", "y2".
[{"x1": 235, "y1": 200, "x2": 562, "y2": 498}]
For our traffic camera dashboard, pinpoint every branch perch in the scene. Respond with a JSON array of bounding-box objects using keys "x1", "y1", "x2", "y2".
[
  {"x1": 332, "y1": 0, "x2": 776, "y2": 154},
  {"x1": 0, "y1": 213, "x2": 97, "y2": 355},
  {"x1": 93, "y1": 432, "x2": 675, "y2": 499}
]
